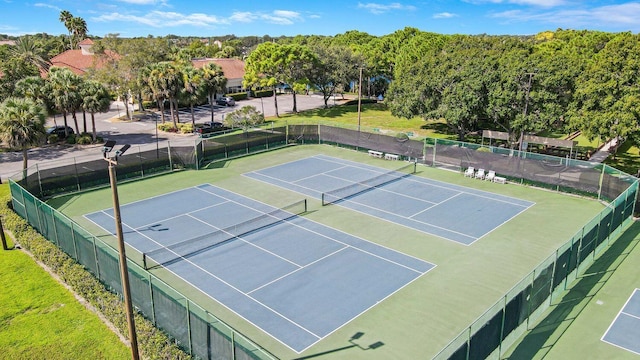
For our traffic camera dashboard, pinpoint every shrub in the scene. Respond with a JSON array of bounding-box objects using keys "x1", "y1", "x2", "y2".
[
  {"x1": 0, "y1": 187, "x2": 190, "y2": 359},
  {"x1": 158, "y1": 122, "x2": 178, "y2": 132},
  {"x1": 65, "y1": 134, "x2": 77, "y2": 144},
  {"x1": 225, "y1": 92, "x2": 248, "y2": 101},
  {"x1": 252, "y1": 90, "x2": 273, "y2": 98},
  {"x1": 142, "y1": 101, "x2": 156, "y2": 110},
  {"x1": 47, "y1": 134, "x2": 59, "y2": 144},
  {"x1": 177, "y1": 123, "x2": 193, "y2": 134},
  {"x1": 76, "y1": 133, "x2": 94, "y2": 145}
]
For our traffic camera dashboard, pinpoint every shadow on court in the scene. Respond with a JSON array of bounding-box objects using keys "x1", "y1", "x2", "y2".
[
  {"x1": 293, "y1": 332, "x2": 384, "y2": 359},
  {"x1": 504, "y1": 221, "x2": 640, "y2": 359}
]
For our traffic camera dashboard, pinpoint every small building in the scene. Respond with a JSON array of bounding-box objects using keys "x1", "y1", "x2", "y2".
[
  {"x1": 49, "y1": 38, "x2": 118, "y2": 76},
  {"x1": 191, "y1": 58, "x2": 245, "y2": 94}
]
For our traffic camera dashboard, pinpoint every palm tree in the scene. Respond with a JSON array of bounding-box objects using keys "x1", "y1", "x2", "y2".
[
  {"x1": 81, "y1": 81, "x2": 111, "y2": 141},
  {"x1": 15, "y1": 76, "x2": 49, "y2": 106},
  {"x1": 69, "y1": 17, "x2": 88, "y2": 48},
  {"x1": 59, "y1": 10, "x2": 87, "y2": 50},
  {"x1": 0, "y1": 97, "x2": 47, "y2": 171},
  {"x1": 201, "y1": 62, "x2": 227, "y2": 122},
  {"x1": 9, "y1": 36, "x2": 51, "y2": 73},
  {"x1": 181, "y1": 65, "x2": 206, "y2": 127},
  {"x1": 59, "y1": 10, "x2": 73, "y2": 50},
  {"x1": 148, "y1": 62, "x2": 183, "y2": 129},
  {"x1": 47, "y1": 67, "x2": 83, "y2": 136}
]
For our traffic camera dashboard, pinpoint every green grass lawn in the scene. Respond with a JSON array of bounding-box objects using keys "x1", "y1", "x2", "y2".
[
  {"x1": 268, "y1": 102, "x2": 453, "y2": 139},
  {"x1": 273, "y1": 102, "x2": 640, "y2": 173},
  {"x1": 0, "y1": 236, "x2": 129, "y2": 359},
  {"x1": 604, "y1": 141, "x2": 640, "y2": 176}
]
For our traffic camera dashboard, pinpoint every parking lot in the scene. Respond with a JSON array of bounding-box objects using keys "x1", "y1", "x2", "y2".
[{"x1": 0, "y1": 94, "x2": 328, "y2": 182}]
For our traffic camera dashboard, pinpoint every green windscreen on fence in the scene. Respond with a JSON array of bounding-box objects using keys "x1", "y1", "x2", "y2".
[
  {"x1": 433, "y1": 180, "x2": 638, "y2": 360},
  {"x1": 7, "y1": 124, "x2": 639, "y2": 360},
  {"x1": 8, "y1": 178, "x2": 277, "y2": 360}
]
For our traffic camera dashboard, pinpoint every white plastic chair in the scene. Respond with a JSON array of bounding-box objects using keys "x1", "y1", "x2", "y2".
[
  {"x1": 464, "y1": 166, "x2": 475, "y2": 177},
  {"x1": 475, "y1": 168, "x2": 485, "y2": 180},
  {"x1": 485, "y1": 170, "x2": 495, "y2": 182}
]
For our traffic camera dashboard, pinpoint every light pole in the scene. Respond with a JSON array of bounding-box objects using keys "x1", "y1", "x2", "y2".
[
  {"x1": 357, "y1": 66, "x2": 363, "y2": 134},
  {"x1": 519, "y1": 71, "x2": 536, "y2": 154},
  {"x1": 260, "y1": 96, "x2": 264, "y2": 115},
  {"x1": 154, "y1": 112, "x2": 159, "y2": 159},
  {"x1": 102, "y1": 140, "x2": 140, "y2": 360}
]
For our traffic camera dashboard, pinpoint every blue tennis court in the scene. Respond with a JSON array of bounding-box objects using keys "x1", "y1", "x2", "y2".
[
  {"x1": 602, "y1": 289, "x2": 640, "y2": 355},
  {"x1": 244, "y1": 155, "x2": 535, "y2": 245},
  {"x1": 85, "y1": 184, "x2": 434, "y2": 353}
]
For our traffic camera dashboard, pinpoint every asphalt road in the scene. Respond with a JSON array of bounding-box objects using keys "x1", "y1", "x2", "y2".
[{"x1": 0, "y1": 93, "x2": 329, "y2": 182}]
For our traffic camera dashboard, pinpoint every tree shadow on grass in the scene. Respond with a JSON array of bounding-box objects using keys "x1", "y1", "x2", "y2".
[
  {"x1": 284, "y1": 103, "x2": 387, "y2": 119},
  {"x1": 504, "y1": 221, "x2": 640, "y2": 359},
  {"x1": 420, "y1": 121, "x2": 450, "y2": 134}
]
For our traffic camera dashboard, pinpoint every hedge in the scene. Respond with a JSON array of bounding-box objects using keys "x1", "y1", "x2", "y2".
[
  {"x1": 0, "y1": 187, "x2": 191, "y2": 360},
  {"x1": 225, "y1": 92, "x2": 248, "y2": 101}
]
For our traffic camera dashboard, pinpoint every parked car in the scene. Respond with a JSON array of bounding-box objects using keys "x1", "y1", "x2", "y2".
[
  {"x1": 46, "y1": 125, "x2": 74, "y2": 138},
  {"x1": 194, "y1": 122, "x2": 225, "y2": 134},
  {"x1": 216, "y1": 97, "x2": 235, "y2": 106}
]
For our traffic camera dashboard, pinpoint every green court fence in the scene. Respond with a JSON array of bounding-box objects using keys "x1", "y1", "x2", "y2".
[
  {"x1": 9, "y1": 181, "x2": 277, "y2": 360},
  {"x1": 7, "y1": 123, "x2": 639, "y2": 360},
  {"x1": 432, "y1": 180, "x2": 637, "y2": 360}
]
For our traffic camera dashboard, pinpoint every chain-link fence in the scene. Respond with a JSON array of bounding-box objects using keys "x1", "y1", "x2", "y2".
[
  {"x1": 9, "y1": 182, "x2": 277, "y2": 360},
  {"x1": 432, "y1": 181, "x2": 637, "y2": 360},
  {"x1": 8, "y1": 123, "x2": 639, "y2": 360}
]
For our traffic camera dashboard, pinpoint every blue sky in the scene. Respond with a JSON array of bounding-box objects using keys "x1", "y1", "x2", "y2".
[{"x1": 2, "y1": 1, "x2": 640, "y2": 38}]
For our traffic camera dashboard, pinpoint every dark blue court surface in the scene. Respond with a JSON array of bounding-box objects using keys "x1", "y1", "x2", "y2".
[
  {"x1": 244, "y1": 155, "x2": 535, "y2": 245},
  {"x1": 602, "y1": 289, "x2": 640, "y2": 355},
  {"x1": 85, "y1": 184, "x2": 434, "y2": 353}
]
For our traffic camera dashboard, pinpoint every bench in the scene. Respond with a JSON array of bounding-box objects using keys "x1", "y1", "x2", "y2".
[
  {"x1": 493, "y1": 176, "x2": 506, "y2": 184},
  {"x1": 368, "y1": 150, "x2": 383, "y2": 158},
  {"x1": 384, "y1": 153, "x2": 399, "y2": 161}
]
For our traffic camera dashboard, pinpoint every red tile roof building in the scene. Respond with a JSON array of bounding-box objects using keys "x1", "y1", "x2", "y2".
[
  {"x1": 49, "y1": 39, "x2": 119, "y2": 76},
  {"x1": 191, "y1": 58, "x2": 246, "y2": 93}
]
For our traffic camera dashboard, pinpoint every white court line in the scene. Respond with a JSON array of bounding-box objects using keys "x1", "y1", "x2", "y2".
[
  {"x1": 198, "y1": 184, "x2": 434, "y2": 274},
  {"x1": 245, "y1": 168, "x2": 477, "y2": 244},
  {"x1": 247, "y1": 246, "x2": 348, "y2": 295},
  {"x1": 408, "y1": 192, "x2": 464, "y2": 218},
  {"x1": 135, "y1": 200, "x2": 231, "y2": 230},
  {"x1": 601, "y1": 288, "x2": 640, "y2": 355},
  {"x1": 315, "y1": 154, "x2": 534, "y2": 208},
  {"x1": 183, "y1": 212, "x2": 303, "y2": 268},
  {"x1": 87, "y1": 183, "x2": 435, "y2": 353},
  {"x1": 88, "y1": 203, "x2": 322, "y2": 350}
]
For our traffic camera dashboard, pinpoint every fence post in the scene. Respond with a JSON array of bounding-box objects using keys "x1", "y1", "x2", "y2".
[
  {"x1": 432, "y1": 138, "x2": 437, "y2": 167},
  {"x1": 36, "y1": 163, "x2": 44, "y2": 199},
  {"x1": 73, "y1": 157, "x2": 80, "y2": 192},
  {"x1": 598, "y1": 165, "x2": 606, "y2": 201},
  {"x1": 168, "y1": 141, "x2": 173, "y2": 170}
]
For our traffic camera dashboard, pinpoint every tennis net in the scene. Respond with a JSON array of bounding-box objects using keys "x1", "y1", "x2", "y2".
[
  {"x1": 142, "y1": 199, "x2": 307, "y2": 270},
  {"x1": 322, "y1": 161, "x2": 416, "y2": 206}
]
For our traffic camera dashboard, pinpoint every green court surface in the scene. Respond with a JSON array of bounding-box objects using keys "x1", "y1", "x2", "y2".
[
  {"x1": 50, "y1": 145, "x2": 609, "y2": 359},
  {"x1": 503, "y1": 222, "x2": 640, "y2": 360}
]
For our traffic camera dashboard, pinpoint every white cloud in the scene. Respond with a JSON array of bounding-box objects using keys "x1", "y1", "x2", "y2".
[
  {"x1": 93, "y1": 8, "x2": 307, "y2": 29},
  {"x1": 490, "y1": 2, "x2": 640, "y2": 30},
  {"x1": 93, "y1": 10, "x2": 227, "y2": 28},
  {"x1": 464, "y1": 0, "x2": 566, "y2": 7},
  {"x1": 229, "y1": 11, "x2": 258, "y2": 23},
  {"x1": 34, "y1": 2, "x2": 61, "y2": 11},
  {"x1": 229, "y1": 10, "x2": 303, "y2": 25},
  {"x1": 115, "y1": 0, "x2": 165, "y2": 4},
  {"x1": 357, "y1": 2, "x2": 417, "y2": 15},
  {"x1": 433, "y1": 12, "x2": 457, "y2": 19}
]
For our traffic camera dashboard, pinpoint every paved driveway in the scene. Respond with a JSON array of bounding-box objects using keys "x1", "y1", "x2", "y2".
[{"x1": 0, "y1": 94, "x2": 328, "y2": 182}]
